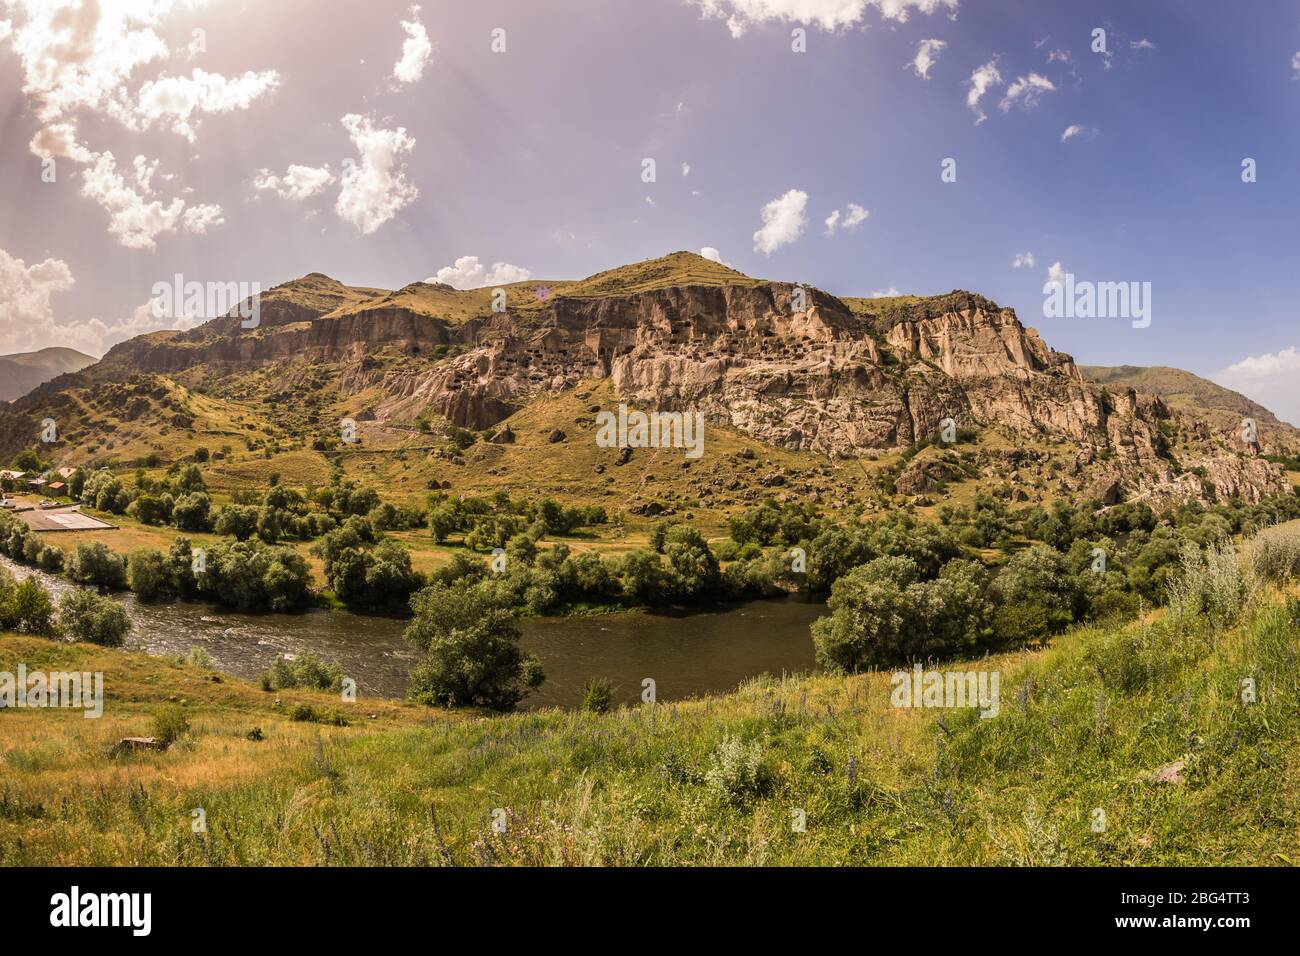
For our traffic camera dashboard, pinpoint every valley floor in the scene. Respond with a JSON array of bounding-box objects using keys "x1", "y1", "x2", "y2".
[{"x1": 2, "y1": 588, "x2": 1297, "y2": 866}]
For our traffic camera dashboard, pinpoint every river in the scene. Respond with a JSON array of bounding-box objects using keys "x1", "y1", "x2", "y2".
[{"x1": 0, "y1": 557, "x2": 825, "y2": 709}]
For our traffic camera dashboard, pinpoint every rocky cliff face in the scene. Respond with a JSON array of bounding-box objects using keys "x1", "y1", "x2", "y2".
[{"x1": 10, "y1": 255, "x2": 1291, "y2": 506}]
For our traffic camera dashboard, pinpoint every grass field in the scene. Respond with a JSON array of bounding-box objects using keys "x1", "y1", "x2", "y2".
[{"x1": 3, "y1": 579, "x2": 1296, "y2": 865}]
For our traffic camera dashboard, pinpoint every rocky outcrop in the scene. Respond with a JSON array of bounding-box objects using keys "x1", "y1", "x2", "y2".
[{"x1": 6, "y1": 257, "x2": 1290, "y2": 508}]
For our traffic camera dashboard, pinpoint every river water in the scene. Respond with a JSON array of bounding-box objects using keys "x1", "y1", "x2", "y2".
[{"x1": 1, "y1": 557, "x2": 824, "y2": 708}]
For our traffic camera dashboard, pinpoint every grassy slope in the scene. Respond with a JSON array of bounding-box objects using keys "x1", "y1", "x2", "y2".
[{"x1": 3, "y1": 588, "x2": 1296, "y2": 866}]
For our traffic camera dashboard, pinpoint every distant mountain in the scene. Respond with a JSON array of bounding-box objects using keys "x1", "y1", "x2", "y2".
[
  {"x1": 0, "y1": 347, "x2": 97, "y2": 402},
  {"x1": 1080, "y1": 365, "x2": 1298, "y2": 432},
  {"x1": 0, "y1": 253, "x2": 1294, "y2": 513}
]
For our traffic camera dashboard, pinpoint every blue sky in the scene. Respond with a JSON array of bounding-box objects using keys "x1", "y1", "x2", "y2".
[{"x1": 1, "y1": 0, "x2": 1298, "y2": 421}]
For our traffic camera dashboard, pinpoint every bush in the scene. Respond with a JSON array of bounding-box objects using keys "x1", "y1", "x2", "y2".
[
  {"x1": 405, "y1": 602, "x2": 544, "y2": 710},
  {"x1": 152, "y1": 705, "x2": 190, "y2": 747},
  {"x1": 811, "y1": 556, "x2": 991, "y2": 670},
  {"x1": 127, "y1": 548, "x2": 174, "y2": 602},
  {"x1": 580, "y1": 677, "x2": 614, "y2": 714},
  {"x1": 57, "y1": 589, "x2": 131, "y2": 646},
  {"x1": 261, "y1": 653, "x2": 343, "y2": 692},
  {"x1": 1166, "y1": 539, "x2": 1256, "y2": 626},
  {"x1": 0, "y1": 573, "x2": 56, "y2": 635},
  {"x1": 66, "y1": 542, "x2": 127, "y2": 590},
  {"x1": 704, "y1": 735, "x2": 765, "y2": 805}
]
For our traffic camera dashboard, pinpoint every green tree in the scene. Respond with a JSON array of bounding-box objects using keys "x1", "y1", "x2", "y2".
[{"x1": 58, "y1": 589, "x2": 131, "y2": 646}]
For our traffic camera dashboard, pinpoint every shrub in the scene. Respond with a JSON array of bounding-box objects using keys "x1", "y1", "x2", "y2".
[
  {"x1": 127, "y1": 548, "x2": 174, "y2": 602},
  {"x1": 152, "y1": 704, "x2": 190, "y2": 747},
  {"x1": 0, "y1": 574, "x2": 56, "y2": 635},
  {"x1": 57, "y1": 589, "x2": 131, "y2": 646},
  {"x1": 66, "y1": 542, "x2": 127, "y2": 590},
  {"x1": 185, "y1": 646, "x2": 214, "y2": 668},
  {"x1": 580, "y1": 677, "x2": 614, "y2": 714},
  {"x1": 261, "y1": 653, "x2": 343, "y2": 692},
  {"x1": 1166, "y1": 540, "x2": 1256, "y2": 627},
  {"x1": 704, "y1": 735, "x2": 765, "y2": 805},
  {"x1": 406, "y1": 605, "x2": 544, "y2": 711}
]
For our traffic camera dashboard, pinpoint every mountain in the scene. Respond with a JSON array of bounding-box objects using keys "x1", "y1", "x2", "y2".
[
  {"x1": 1081, "y1": 364, "x2": 1299, "y2": 432},
  {"x1": 0, "y1": 252, "x2": 1293, "y2": 515},
  {"x1": 0, "y1": 346, "x2": 97, "y2": 402}
]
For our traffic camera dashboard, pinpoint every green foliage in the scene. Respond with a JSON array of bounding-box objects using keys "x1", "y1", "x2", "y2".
[
  {"x1": 262, "y1": 653, "x2": 344, "y2": 692},
  {"x1": 57, "y1": 589, "x2": 131, "y2": 646},
  {"x1": 66, "y1": 542, "x2": 127, "y2": 590},
  {"x1": 152, "y1": 705, "x2": 190, "y2": 747}
]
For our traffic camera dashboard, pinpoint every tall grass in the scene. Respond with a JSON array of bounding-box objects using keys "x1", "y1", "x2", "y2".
[{"x1": 1243, "y1": 522, "x2": 1300, "y2": 585}]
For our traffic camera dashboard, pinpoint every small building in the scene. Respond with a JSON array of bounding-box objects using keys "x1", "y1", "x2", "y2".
[
  {"x1": 47, "y1": 482, "x2": 68, "y2": 496},
  {"x1": 26, "y1": 477, "x2": 46, "y2": 491},
  {"x1": 56, "y1": 467, "x2": 77, "y2": 480},
  {"x1": 0, "y1": 470, "x2": 26, "y2": 483}
]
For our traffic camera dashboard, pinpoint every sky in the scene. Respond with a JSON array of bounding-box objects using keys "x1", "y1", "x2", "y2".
[{"x1": 1, "y1": 0, "x2": 1298, "y2": 423}]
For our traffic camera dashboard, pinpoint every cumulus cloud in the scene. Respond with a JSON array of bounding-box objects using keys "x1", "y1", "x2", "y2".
[
  {"x1": 336, "y1": 114, "x2": 419, "y2": 235},
  {"x1": 681, "y1": 162, "x2": 691, "y2": 177},
  {"x1": 1060, "y1": 124, "x2": 1084, "y2": 143},
  {"x1": 28, "y1": 121, "x2": 92, "y2": 162},
  {"x1": 79, "y1": 151, "x2": 220, "y2": 250},
  {"x1": 825, "y1": 203, "x2": 868, "y2": 235},
  {"x1": 0, "y1": 247, "x2": 76, "y2": 353},
  {"x1": 128, "y1": 67, "x2": 281, "y2": 141},
  {"x1": 966, "y1": 59, "x2": 1002, "y2": 124},
  {"x1": 700, "y1": 246, "x2": 728, "y2": 265},
  {"x1": 999, "y1": 73, "x2": 1055, "y2": 112},
  {"x1": 1011, "y1": 252, "x2": 1036, "y2": 269},
  {"x1": 253, "y1": 164, "x2": 337, "y2": 201},
  {"x1": 692, "y1": 0, "x2": 957, "y2": 38},
  {"x1": 871, "y1": 285, "x2": 901, "y2": 297},
  {"x1": 1215, "y1": 346, "x2": 1300, "y2": 426},
  {"x1": 393, "y1": 6, "x2": 433, "y2": 84},
  {"x1": 1045, "y1": 261, "x2": 1067, "y2": 288},
  {"x1": 752, "y1": 188, "x2": 808, "y2": 255},
  {"x1": 428, "y1": 256, "x2": 532, "y2": 290},
  {"x1": 909, "y1": 38, "x2": 946, "y2": 79}
]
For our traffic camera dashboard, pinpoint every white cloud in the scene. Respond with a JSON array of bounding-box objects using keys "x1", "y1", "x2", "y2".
[
  {"x1": 1061, "y1": 124, "x2": 1083, "y2": 142},
  {"x1": 253, "y1": 164, "x2": 337, "y2": 201},
  {"x1": 1046, "y1": 48, "x2": 1071, "y2": 64},
  {"x1": 393, "y1": 6, "x2": 433, "y2": 84},
  {"x1": 825, "y1": 202, "x2": 868, "y2": 235},
  {"x1": 1011, "y1": 252, "x2": 1036, "y2": 269},
  {"x1": 28, "y1": 121, "x2": 92, "y2": 162},
  {"x1": 1130, "y1": 38, "x2": 1156, "y2": 51},
  {"x1": 1045, "y1": 261, "x2": 1067, "y2": 287},
  {"x1": 681, "y1": 162, "x2": 691, "y2": 177},
  {"x1": 0, "y1": 247, "x2": 76, "y2": 354},
  {"x1": 692, "y1": 0, "x2": 958, "y2": 37},
  {"x1": 1215, "y1": 346, "x2": 1300, "y2": 426},
  {"x1": 79, "y1": 151, "x2": 219, "y2": 250},
  {"x1": 0, "y1": 20, "x2": 11, "y2": 43},
  {"x1": 700, "y1": 246, "x2": 728, "y2": 265},
  {"x1": 966, "y1": 59, "x2": 1002, "y2": 124},
  {"x1": 181, "y1": 204, "x2": 224, "y2": 234},
  {"x1": 428, "y1": 256, "x2": 532, "y2": 290},
  {"x1": 909, "y1": 38, "x2": 946, "y2": 79},
  {"x1": 336, "y1": 113, "x2": 419, "y2": 235},
  {"x1": 871, "y1": 285, "x2": 901, "y2": 297},
  {"x1": 752, "y1": 188, "x2": 808, "y2": 255},
  {"x1": 1292, "y1": 52, "x2": 1300, "y2": 77},
  {"x1": 999, "y1": 73, "x2": 1055, "y2": 112},
  {"x1": 128, "y1": 67, "x2": 281, "y2": 142}
]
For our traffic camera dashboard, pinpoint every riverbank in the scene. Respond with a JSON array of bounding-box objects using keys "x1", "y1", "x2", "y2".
[
  {"x1": 0, "y1": 555, "x2": 824, "y2": 708},
  {"x1": 2, "y1": 584, "x2": 1296, "y2": 865}
]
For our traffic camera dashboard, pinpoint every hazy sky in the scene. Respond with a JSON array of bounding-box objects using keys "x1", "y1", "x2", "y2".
[{"x1": 1, "y1": 0, "x2": 1298, "y2": 422}]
